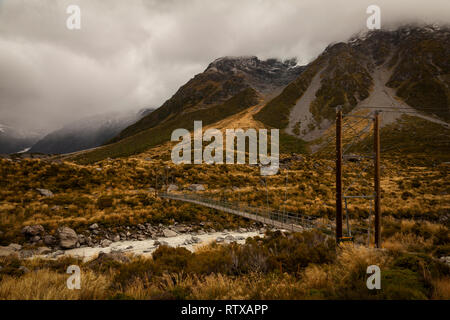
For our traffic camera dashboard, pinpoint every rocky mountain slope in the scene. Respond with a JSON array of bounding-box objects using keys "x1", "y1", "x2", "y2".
[
  {"x1": 29, "y1": 110, "x2": 154, "y2": 155},
  {"x1": 112, "y1": 56, "x2": 303, "y2": 142},
  {"x1": 72, "y1": 25, "x2": 449, "y2": 163},
  {"x1": 255, "y1": 25, "x2": 450, "y2": 143},
  {"x1": 73, "y1": 57, "x2": 304, "y2": 163}
]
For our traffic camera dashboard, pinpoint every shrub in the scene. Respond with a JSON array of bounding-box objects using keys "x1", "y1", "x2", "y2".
[{"x1": 97, "y1": 196, "x2": 114, "y2": 209}]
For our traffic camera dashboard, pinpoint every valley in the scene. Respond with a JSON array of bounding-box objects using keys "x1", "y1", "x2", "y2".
[{"x1": 0, "y1": 25, "x2": 449, "y2": 300}]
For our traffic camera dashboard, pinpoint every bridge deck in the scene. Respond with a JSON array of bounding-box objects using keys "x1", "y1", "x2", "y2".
[{"x1": 160, "y1": 192, "x2": 317, "y2": 232}]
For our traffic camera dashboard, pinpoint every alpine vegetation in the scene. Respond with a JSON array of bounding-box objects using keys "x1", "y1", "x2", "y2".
[{"x1": 171, "y1": 121, "x2": 279, "y2": 175}]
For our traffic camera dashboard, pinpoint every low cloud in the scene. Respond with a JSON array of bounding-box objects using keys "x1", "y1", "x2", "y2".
[{"x1": 0, "y1": 0, "x2": 449, "y2": 132}]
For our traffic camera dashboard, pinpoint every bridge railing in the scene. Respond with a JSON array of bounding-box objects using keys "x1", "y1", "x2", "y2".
[{"x1": 159, "y1": 192, "x2": 334, "y2": 232}]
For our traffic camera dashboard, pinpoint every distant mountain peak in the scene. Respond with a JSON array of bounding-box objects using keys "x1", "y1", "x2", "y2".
[{"x1": 206, "y1": 55, "x2": 302, "y2": 75}]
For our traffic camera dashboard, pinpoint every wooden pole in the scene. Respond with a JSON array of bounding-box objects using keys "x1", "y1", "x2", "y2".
[
  {"x1": 336, "y1": 106, "x2": 343, "y2": 243},
  {"x1": 374, "y1": 111, "x2": 381, "y2": 248}
]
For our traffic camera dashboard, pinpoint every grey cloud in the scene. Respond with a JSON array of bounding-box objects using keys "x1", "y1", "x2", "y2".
[{"x1": 0, "y1": 0, "x2": 449, "y2": 132}]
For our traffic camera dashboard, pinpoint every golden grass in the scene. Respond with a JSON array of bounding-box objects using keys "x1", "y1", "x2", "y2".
[
  {"x1": 432, "y1": 277, "x2": 450, "y2": 299},
  {"x1": 0, "y1": 269, "x2": 109, "y2": 300}
]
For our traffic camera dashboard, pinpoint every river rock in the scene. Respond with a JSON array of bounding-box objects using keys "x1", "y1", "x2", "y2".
[
  {"x1": 163, "y1": 229, "x2": 177, "y2": 238},
  {"x1": 57, "y1": 227, "x2": 78, "y2": 249},
  {"x1": 51, "y1": 250, "x2": 64, "y2": 257},
  {"x1": 89, "y1": 223, "x2": 99, "y2": 230},
  {"x1": 37, "y1": 247, "x2": 52, "y2": 255},
  {"x1": 167, "y1": 184, "x2": 178, "y2": 192},
  {"x1": 154, "y1": 240, "x2": 169, "y2": 247},
  {"x1": 100, "y1": 239, "x2": 112, "y2": 248},
  {"x1": 8, "y1": 243, "x2": 22, "y2": 251},
  {"x1": 191, "y1": 236, "x2": 202, "y2": 244},
  {"x1": 19, "y1": 250, "x2": 34, "y2": 259},
  {"x1": 216, "y1": 237, "x2": 224, "y2": 243},
  {"x1": 0, "y1": 247, "x2": 15, "y2": 257}
]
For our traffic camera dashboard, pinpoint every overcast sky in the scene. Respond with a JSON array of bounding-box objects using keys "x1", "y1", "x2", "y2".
[{"x1": 0, "y1": 0, "x2": 449, "y2": 133}]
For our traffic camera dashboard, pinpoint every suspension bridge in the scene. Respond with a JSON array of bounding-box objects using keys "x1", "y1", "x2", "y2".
[{"x1": 159, "y1": 192, "x2": 334, "y2": 233}]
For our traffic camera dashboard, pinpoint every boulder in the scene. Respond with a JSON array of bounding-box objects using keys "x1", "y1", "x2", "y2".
[
  {"x1": 163, "y1": 229, "x2": 177, "y2": 238},
  {"x1": 18, "y1": 266, "x2": 30, "y2": 274},
  {"x1": 100, "y1": 239, "x2": 112, "y2": 248},
  {"x1": 36, "y1": 188, "x2": 54, "y2": 197},
  {"x1": 0, "y1": 247, "x2": 15, "y2": 257},
  {"x1": 167, "y1": 184, "x2": 178, "y2": 192},
  {"x1": 19, "y1": 250, "x2": 34, "y2": 259},
  {"x1": 52, "y1": 250, "x2": 64, "y2": 257},
  {"x1": 173, "y1": 225, "x2": 188, "y2": 233},
  {"x1": 21, "y1": 225, "x2": 45, "y2": 237},
  {"x1": 225, "y1": 235, "x2": 235, "y2": 241},
  {"x1": 8, "y1": 243, "x2": 22, "y2": 251},
  {"x1": 57, "y1": 227, "x2": 78, "y2": 249},
  {"x1": 188, "y1": 184, "x2": 206, "y2": 192},
  {"x1": 216, "y1": 237, "x2": 225, "y2": 243},
  {"x1": 113, "y1": 235, "x2": 121, "y2": 242},
  {"x1": 89, "y1": 223, "x2": 99, "y2": 230},
  {"x1": 37, "y1": 247, "x2": 52, "y2": 255}
]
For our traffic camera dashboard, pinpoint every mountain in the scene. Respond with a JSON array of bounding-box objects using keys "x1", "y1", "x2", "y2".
[
  {"x1": 72, "y1": 25, "x2": 449, "y2": 164},
  {"x1": 29, "y1": 109, "x2": 154, "y2": 155},
  {"x1": 0, "y1": 124, "x2": 41, "y2": 154},
  {"x1": 255, "y1": 25, "x2": 450, "y2": 144},
  {"x1": 73, "y1": 57, "x2": 305, "y2": 163},
  {"x1": 112, "y1": 56, "x2": 304, "y2": 142}
]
